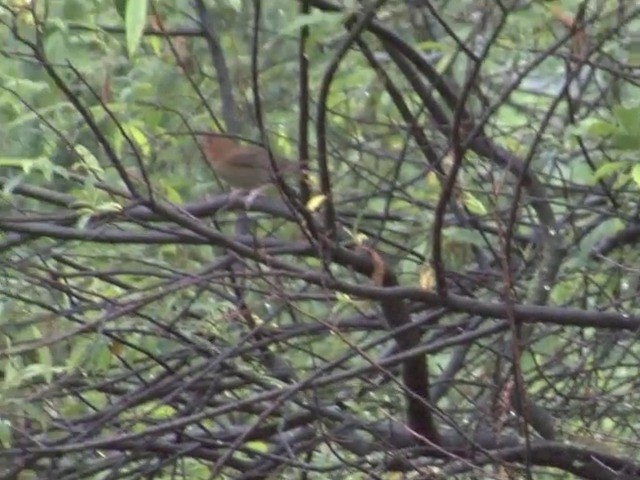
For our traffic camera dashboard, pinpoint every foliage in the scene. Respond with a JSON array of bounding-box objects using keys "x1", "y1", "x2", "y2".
[{"x1": 0, "y1": 0, "x2": 640, "y2": 479}]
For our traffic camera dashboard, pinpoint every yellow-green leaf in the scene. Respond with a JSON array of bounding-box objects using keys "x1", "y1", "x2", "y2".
[
  {"x1": 123, "y1": 123, "x2": 150, "y2": 157},
  {"x1": 593, "y1": 161, "x2": 625, "y2": 181},
  {"x1": 245, "y1": 440, "x2": 269, "y2": 453},
  {"x1": 72, "y1": 145, "x2": 102, "y2": 174},
  {"x1": 95, "y1": 201, "x2": 124, "y2": 213},
  {"x1": 306, "y1": 194, "x2": 326, "y2": 212},
  {"x1": 463, "y1": 192, "x2": 487, "y2": 215},
  {"x1": 632, "y1": 164, "x2": 640, "y2": 187}
]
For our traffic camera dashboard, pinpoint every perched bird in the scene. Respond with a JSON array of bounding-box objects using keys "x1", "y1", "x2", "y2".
[{"x1": 199, "y1": 135, "x2": 298, "y2": 189}]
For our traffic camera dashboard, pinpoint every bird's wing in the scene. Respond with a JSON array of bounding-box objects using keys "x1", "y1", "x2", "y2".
[{"x1": 227, "y1": 148, "x2": 289, "y2": 174}]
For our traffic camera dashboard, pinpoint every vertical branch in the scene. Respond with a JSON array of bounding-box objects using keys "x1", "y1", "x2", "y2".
[
  {"x1": 297, "y1": 0, "x2": 311, "y2": 205},
  {"x1": 194, "y1": 0, "x2": 241, "y2": 134}
]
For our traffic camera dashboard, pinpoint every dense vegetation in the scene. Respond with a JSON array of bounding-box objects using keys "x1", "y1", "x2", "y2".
[{"x1": 1, "y1": 1, "x2": 639, "y2": 479}]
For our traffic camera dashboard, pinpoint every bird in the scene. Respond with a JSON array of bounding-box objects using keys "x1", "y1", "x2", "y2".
[{"x1": 199, "y1": 135, "x2": 298, "y2": 190}]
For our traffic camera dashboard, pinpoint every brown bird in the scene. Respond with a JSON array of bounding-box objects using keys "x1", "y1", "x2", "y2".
[{"x1": 200, "y1": 135, "x2": 298, "y2": 190}]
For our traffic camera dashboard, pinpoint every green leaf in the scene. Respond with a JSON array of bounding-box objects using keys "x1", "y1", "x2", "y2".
[
  {"x1": 611, "y1": 131, "x2": 640, "y2": 150},
  {"x1": 579, "y1": 218, "x2": 624, "y2": 254},
  {"x1": 520, "y1": 351, "x2": 537, "y2": 375},
  {"x1": 306, "y1": 194, "x2": 327, "y2": 212},
  {"x1": 34, "y1": 327, "x2": 54, "y2": 383},
  {"x1": 462, "y1": 192, "x2": 487, "y2": 215},
  {"x1": 585, "y1": 119, "x2": 616, "y2": 137},
  {"x1": 72, "y1": 145, "x2": 103, "y2": 174},
  {"x1": 0, "y1": 419, "x2": 11, "y2": 447},
  {"x1": 613, "y1": 105, "x2": 640, "y2": 134},
  {"x1": 125, "y1": 0, "x2": 148, "y2": 57},
  {"x1": 632, "y1": 164, "x2": 640, "y2": 188},
  {"x1": 3, "y1": 361, "x2": 18, "y2": 389},
  {"x1": 415, "y1": 40, "x2": 450, "y2": 52},
  {"x1": 87, "y1": 337, "x2": 113, "y2": 372},
  {"x1": 67, "y1": 340, "x2": 89, "y2": 370},
  {"x1": 593, "y1": 161, "x2": 626, "y2": 181},
  {"x1": 123, "y1": 123, "x2": 150, "y2": 156},
  {"x1": 2, "y1": 77, "x2": 48, "y2": 94},
  {"x1": 568, "y1": 159, "x2": 595, "y2": 185},
  {"x1": 245, "y1": 440, "x2": 269, "y2": 453},
  {"x1": 159, "y1": 181, "x2": 183, "y2": 204},
  {"x1": 44, "y1": 30, "x2": 68, "y2": 65},
  {"x1": 0, "y1": 157, "x2": 51, "y2": 177},
  {"x1": 22, "y1": 364, "x2": 65, "y2": 383}
]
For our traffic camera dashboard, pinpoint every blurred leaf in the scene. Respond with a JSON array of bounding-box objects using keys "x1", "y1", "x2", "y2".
[
  {"x1": 593, "y1": 161, "x2": 626, "y2": 181},
  {"x1": 632, "y1": 164, "x2": 640, "y2": 188},
  {"x1": 0, "y1": 157, "x2": 47, "y2": 174},
  {"x1": 0, "y1": 419, "x2": 11, "y2": 447},
  {"x1": 520, "y1": 351, "x2": 536, "y2": 374},
  {"x1": 3, "y1": 361, "x2": 18, "y2": 389},
  {"x1": 148, "y1": 13, "x2": 165, "y2": 55},
  {"x1": 44, "y1": 29, "x2": 68, "y2": 64},
  {"x1": 568, "y1": 158, "x2": 595, "y2": 185},
  {"x1": 344, "y1": 228, "x2": 368, "y2": 245},
  {"x1": 551, "y1": 273, "x2": 582, "y2": 303},
  {"x1": 159, "y1": 180, "x2": 183, "y2": 203},
  {"x1": 306, "y1": 194, "x2": 326, "y2": 212},
  {"x1": 416, "y1": 40, "x2": 450, "y2": 52},
  {"x1": 2, "y1": 77, "x2": 48, "y2": 94},
  {"x1": 462, "y1": 192, "x2": 487, "y2": 215},
  {"x1": 86, "y1": 337, "x2": 113, "y2": 372},
  {"x1": 579, "y1": 218, "x2": 624, "y2": 254},
  {"x1": 613, "y1": 105, "x2": 640, "y2": 134},
  {"x1": 123, "y1": 123, "x2": 151, "y2": 157},
  {"x1": 21, "y1": 364, "x2": 65, "y2": 383},
  {"x1": 34, "y1": 330, "x2": 54, "y2": 383},
  {"x1": 610, "y1": 131, "x2": 640, "y2": 150},
  {"x1": 245, "y1": 440, "x2": 269, "y2": 453},
  {"x1": 72, "y1": 145, "x2": 103, "y2": 174},
  {"x1": 67, "y1": 339, "x2": 89, "y2": 370},
  {"x1": 125, "y1": 0, "x2": 149, "y2": 57},
  {"x1": 426, "y1": 171, "x2": 440, "y2": 188}
]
